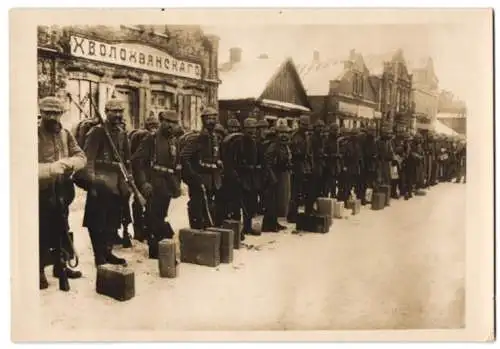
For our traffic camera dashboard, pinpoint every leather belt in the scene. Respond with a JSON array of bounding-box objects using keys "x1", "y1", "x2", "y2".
[
  {"x1": 239, "y1": 165, "x2": 262, "y2": 170},
  {"x1": 152, "y1": 164, "x2": 181, "y2": 174},
  {"x1": 199, "y1": 161, "x2": 219, "y2": 169},
  {"x1": 95, "y1": 160, "x2": 130, "y2": 165}
]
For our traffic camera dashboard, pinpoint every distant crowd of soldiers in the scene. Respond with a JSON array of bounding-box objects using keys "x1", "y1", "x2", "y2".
[{"x1": 38, "y1": 95, "x2": 467, "y2": 290}]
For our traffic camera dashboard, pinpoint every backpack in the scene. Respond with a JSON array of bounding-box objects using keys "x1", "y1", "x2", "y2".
[
  {"x1": 129, "y1": 129, "x2": 150, "y2": 155},
  {"x1": 220, "y1": 132, "x2": 244, "y2": 165},
  {"x1": 72, "y1": 118, "x2": 100, "y2": 149},
  {"x1": 178, "y1": 130, "x2": 200, "y2": 155}
]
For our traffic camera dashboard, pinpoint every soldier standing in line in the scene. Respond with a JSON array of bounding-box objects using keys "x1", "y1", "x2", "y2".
[
  {"x1": 456, "y1": 140, "x2": 467, "y2": 184},
  {"x1": 336, "y1": 127, "x2": 350, "y2": 204},
  {"x1": 38, "y1": 96, "x2": 87, "y2": 289},
  {"x1": 353, "y1": 129, "x2": 367, "y2": 203},
  {"x1": 131, "y1": 110, "x2": 182, "y2": 258},
  {"x1": 255, "y1": 119, "x2": 270, "y2": 215},
  {"x1": 180, "y1": 107, "x2": 223, "y2": 229},
  {"x1": 128, "y1": 115, "x2": 160, "y2": 243},
  {"x1": 429, "y1": 132, "x2": 440, "y2": 186},
  {"x1": 223, "y1": 118, "x2": 261, "y2": 237},
  {"x1": 413, "y1": 133, "x2": 426, "y2": 193},
  {"x1": 361, "y1": 125, "x2": 379, "y2": 204},
  {"x1": 391, "y1": 133, "x2": 405, "y2": 199},
  {"x1": 377, "y1": 122, "x2": 396, "y2": 187},
  {"x1": 400, "y1": 132, "x2": 419, "y2": 200},
  {"x1": 323, "y1": 123, "x2": 342, "y2": 199},
  {"x1": 311, "y1": 119, "x2": 327, "y2": 199},
  {"x1": 81, "y1": 99, "x2": 131, "y2": 267},
  {"x1": 261, "y1": 121, "x2": 290, "y2": 232},
  {"x1": 337, "y1": 128, "x2": 357, "y2": 204},
  {"x1": 287, "y1": 115, "x2": 315, "y2": 223},
  {"x1": 311, "y1": 120, "x2": 326, "y2": 198}
]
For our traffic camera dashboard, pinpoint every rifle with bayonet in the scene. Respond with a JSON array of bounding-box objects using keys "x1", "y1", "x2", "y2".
[{"x1": 67, "y1": 93, "x2": 147, "y2": 210}]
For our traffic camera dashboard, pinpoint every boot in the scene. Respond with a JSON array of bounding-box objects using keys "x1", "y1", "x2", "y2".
[
  {"x1": 105, "y1": 252, "x2": 127, "y2": 266},
  {"x1": 53, "y1": 265, "x2": 82, "y2": 279},
  {"x1": 148, "y1": 237, "x2": 159, "y2": 259},
  {"x1": 261, "y1": 216, "x2": 279, "y2": 233},
  {"x1": 133, "y1": 222, "x2": 145, "y2": 242},
  {"x1": 243, "y1": 220, "x2": 260, "y2": 236},
  {"x1": 40, "y1": 269, "x2": 48, "y2": 290},
  {"x1": 277, "y1": 222, "x2": 287, "y2": 231}
]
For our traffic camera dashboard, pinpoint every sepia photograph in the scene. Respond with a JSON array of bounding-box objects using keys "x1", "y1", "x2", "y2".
[{"x1": 9, "y1": 7, "x2": 494, "y2": 342}]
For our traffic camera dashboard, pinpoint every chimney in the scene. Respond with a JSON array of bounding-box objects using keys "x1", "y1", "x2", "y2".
[
  {"x1": 229, "y1": 47, "x2": 242, "y2": 64},
  {"x1": 349, "y1": 49, "x2": 356, "y2": 60},
  {"x1": 313, "y1": 50, "x2": 320, "y2": 62}
]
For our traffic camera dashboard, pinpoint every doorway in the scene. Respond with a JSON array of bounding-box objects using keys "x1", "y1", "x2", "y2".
[{"x1": 114, "y1": 86, "x2": 140, "y2": 131}]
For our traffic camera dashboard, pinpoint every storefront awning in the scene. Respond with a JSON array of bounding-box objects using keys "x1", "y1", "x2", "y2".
[
  {"x1": 416, "y1": 122, "x2": 432, "y2": 130},
  {"x1": 259, "y1": 99, "x2": 311, "y2": 113},
  {"x1": 433, "y1": 119, "x2": 459, "y2": 136},
  {"x1": 338, "y1": 101, "x2": 377, "y2": 120}
]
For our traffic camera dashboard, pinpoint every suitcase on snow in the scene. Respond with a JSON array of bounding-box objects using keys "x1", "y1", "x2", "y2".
[{"x1": 179, "y1": 228, "x2": 221, "y2": 267}]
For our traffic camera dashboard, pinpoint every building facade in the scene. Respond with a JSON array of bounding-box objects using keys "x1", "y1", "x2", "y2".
[
  {"x1": 37, "y1": 25, "x2": 220, "y2": 131},
  {"x1": 218, "y1": 48, "x2": 311, "y2": 128},
  {"x1": 365, "y1": 49, "x2": 414, "y2": 133},
  {"x1": 410, "y1": 57, "x2": 439, "y2": 131},
  {"x1": 296, "y1": 49, "x2": 381, "y2": 128},
  {"x1": 436, "y1": 90, "x2": 467, "y2": 136}
]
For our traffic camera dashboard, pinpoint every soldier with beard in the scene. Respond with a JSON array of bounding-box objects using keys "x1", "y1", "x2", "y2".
[
  {"x1": 38, "y1": 96, "x2": 87, "y2": 289},
  {"x1": 287, "y1": 115, "x2": 315, "y2": 223},
  {"x1": 180, "y1": 107, "x2": 223, "y2": 229},
  {"x1": 261, "y1": 121, "x2": 291, "y2": 232},
  {"x1": 131, "y1": 110, "x2": 182, "y2": 258},
  {"x1": 361, "y1": 125, "x2": 379, "y2": 205},
  {"x1": 223, "y1": 118, "x2": 261, "y2": 237},
  {"x1": 81, "y1": 99, "x2": 131, "y2": 267}
]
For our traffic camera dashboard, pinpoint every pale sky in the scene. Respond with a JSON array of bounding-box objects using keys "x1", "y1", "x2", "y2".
[{"x1": 203, "y1": 23, "x2": 484, "y2": 105}]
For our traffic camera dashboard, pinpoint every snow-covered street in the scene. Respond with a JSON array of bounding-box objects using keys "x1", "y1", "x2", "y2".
[{"x1": 40, "y1": 182, "x2": 465, "y2": 331}]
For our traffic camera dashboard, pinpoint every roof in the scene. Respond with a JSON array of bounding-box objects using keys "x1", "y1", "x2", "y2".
[
  {"x1": 295, "y1": 59, "x2": 346, "y2": 96},
  {"x1": 218, "y1": 57, "x2": 289, "y2": 100},
  {"x1": 364, "y1": 49, "x2": 403, "y2": 76},
  {"x1": 436, "y1": 112, "x2": 464, "y2": 119}
]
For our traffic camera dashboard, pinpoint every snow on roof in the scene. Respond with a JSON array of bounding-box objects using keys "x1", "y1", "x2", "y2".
[
  {"x1": 436, "y1": 112, "x2": 464, "y2": 119},
  {"x1": 363, "y1": 50, "x2": 403, "y2": 76},
  {"x1": 218, "y1": 57, "x2": 288, "y2": 100},
  {"x1": 296, "y1": 59, "x2": 346, "y2": 96},
  {"x1": 260, "y1": 99, "x2": 311, "y2": 112},
  {"x1": 433, "y1": 119, "x2": 459, "y2": 136}
]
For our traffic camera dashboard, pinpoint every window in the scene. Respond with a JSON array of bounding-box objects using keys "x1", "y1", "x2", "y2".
[
  {"x1": 179, "y1": 94, "x2": 203, "y2": 131},
  {"x1": 353, "y1": 73, "x2": 358, "y2": 95},
  {"x1": 151, "y1": 91, "x2": 173, "y2": 110},
  {"x1": 66, "y1": 79, "x2": 99, "y2": 123}
]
